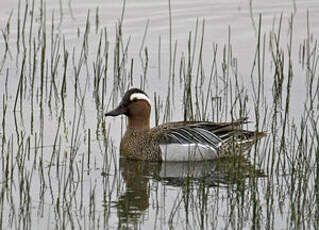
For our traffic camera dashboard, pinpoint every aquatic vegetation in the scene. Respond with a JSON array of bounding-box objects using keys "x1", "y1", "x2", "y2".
[{"x1": 0, "y1": 0, "x2": 318, "y2": 229}]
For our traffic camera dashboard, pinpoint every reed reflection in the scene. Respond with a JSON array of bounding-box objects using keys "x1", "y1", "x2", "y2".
[{"x1": 116, "y1": 156, "x2": 264, "y2": 227}]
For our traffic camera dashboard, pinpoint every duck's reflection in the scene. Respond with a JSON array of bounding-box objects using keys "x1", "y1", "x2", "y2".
[
  {"x1": 117, "y1": 159, "x2": 161, "y2": 226},
  {"x1": 117, "y1": 157, "x2": 264, "y2": 227}
]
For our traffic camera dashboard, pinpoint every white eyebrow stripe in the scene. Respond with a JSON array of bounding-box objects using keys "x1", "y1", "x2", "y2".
[{"x1": 130, "y1": 93, "x2": 151, "y2": 105}]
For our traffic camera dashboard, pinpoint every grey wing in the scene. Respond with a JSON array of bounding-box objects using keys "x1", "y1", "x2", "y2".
[{"x1": 159, "y1": 127, "x2": 223, "y2": 150}]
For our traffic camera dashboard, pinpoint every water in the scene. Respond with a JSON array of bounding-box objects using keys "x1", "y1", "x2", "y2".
[{"x1": 0, "y1": 0, "x2": 318, "y2": 229}]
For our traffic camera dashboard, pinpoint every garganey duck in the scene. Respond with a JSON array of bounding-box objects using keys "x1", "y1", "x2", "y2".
[{"x1": 105, "y1": 88, "x2": 266, "y2": 161}]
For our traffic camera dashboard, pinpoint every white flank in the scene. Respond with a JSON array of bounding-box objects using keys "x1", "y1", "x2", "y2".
[
  {"x1": 130, "y1": 93, "x2": 151, "y2": 105},
  {"x1": 160, "y1": 143, "x2": 218, "y2": 162}
]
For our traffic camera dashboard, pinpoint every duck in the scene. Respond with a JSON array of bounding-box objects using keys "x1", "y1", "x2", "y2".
[{"x1": 105, "y1": 88, "x2": 266, "y2": 161}]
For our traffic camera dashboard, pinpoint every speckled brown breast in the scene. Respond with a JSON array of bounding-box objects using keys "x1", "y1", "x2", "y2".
[{"x1": 120, "y1": 129, "x2": 162, "y2": 161}]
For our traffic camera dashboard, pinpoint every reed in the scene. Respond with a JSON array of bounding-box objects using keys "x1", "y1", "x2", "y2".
[{"x1": 0, "y1": 0, "x2": 318, "y2": 229}]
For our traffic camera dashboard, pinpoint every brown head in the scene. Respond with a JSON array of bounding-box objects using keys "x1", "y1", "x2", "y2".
[{"x1": 105, "y1": 88, "x2": 151, "y2": 130}]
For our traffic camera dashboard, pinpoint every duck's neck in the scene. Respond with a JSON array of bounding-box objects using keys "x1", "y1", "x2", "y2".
[{"x1": 127, "y1": 116, "x2": 150, "y2": 130}]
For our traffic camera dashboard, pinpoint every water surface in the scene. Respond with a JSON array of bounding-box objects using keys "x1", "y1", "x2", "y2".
[{"x1": 0, "y1": 0, "x2": 318, "y2": 229}]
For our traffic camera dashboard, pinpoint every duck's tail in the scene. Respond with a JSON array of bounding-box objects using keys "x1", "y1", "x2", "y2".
[{"x1": 219, "y1": 130, "x2": 267, "y2": 154}]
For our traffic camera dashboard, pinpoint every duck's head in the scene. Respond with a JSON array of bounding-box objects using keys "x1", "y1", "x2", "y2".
[{"x1": 105, "y1": 88, "x2": 151, "y2": 130}]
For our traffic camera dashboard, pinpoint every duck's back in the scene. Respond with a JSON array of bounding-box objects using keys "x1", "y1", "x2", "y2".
[{"x1": 153, "y1": 119, "x2": 265, "y2": 161}]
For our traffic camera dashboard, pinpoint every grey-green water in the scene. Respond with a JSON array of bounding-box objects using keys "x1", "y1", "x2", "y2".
[{"x1": 0, "y1": 0, "x2": 318, "y2": 229}]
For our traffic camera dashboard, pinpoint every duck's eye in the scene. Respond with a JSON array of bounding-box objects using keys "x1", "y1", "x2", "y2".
[{"x1": 132, "y1": 98, "x2": 138, "y2": 102}]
